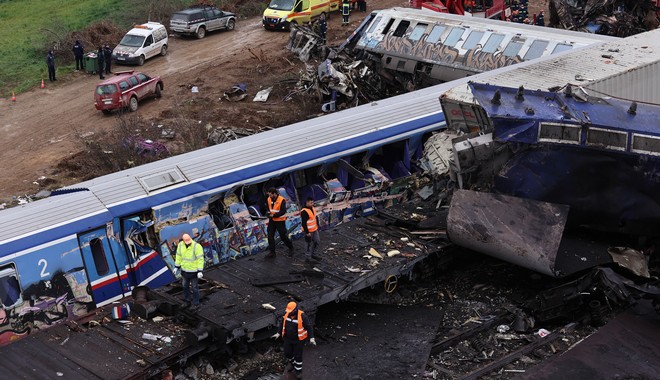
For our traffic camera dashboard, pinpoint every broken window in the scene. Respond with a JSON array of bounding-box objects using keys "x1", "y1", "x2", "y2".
[
  {"x1": 482, "y1": 33, "x2": 504, "y2": 53},
  {"x1": 552, "y1": 43, "x2": 573, "y2": 54},
  {"x1": 586, "y1": 127, "x2": 627, "y2": 151},
  {"x1": 367, "y1": 16, "x2": 382, "y2": 34},
  {"x1": 122, "y1": 213, "x2": 159, "y2": 260},
  {"x1": 503, "y1": 39, "x2": 525, "y2": 57},
  {"x1": 209, "y1": 196, "x2": 235, "y2": 230},
  {"x1": 90, "y1": 238, "x2": 110, "y2": 276},
  {"x1": 409, "y1": 23, "x2": 428, "y2": 41},
  {"x1": 444, "y1": 27, "x2": 465, "y2": 47},
  {"x1": 524, "y1": 40, "x2": 549, "y2": 60},
  {"x1": 382, "y1": 18, "x2": 395, "y2": 35},
  {"x1": 427, "y1": 25, "x2": 446, "y2": 44},
  {"x1": 539, "y1": 122, "x2": 581, "y2": 144},
  {"x1": 462, "y1": 31, "x2": 484, "y2": 50},
  {"x1": 631, "y1": 134, "x2": 660, "y2": 156},
  {"x1": 392, "y1": 20, "x2": 410, "y2": 37},
  {"x1": 0, "y1": 264, "x2": 22, "y2": 308}
]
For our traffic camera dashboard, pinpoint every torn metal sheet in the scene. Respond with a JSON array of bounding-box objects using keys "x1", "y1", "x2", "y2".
[
  {"x1": 420, "y1": 130, "x2": 456, "y2": 177},
  {"x1": 608, "y1": 247, "x2": 650, "y2": 278},
  {"x1": 447, "y1": 189, "x2": 569, "y2": 277}
]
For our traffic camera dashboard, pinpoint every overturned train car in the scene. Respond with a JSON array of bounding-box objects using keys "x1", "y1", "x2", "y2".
[
  {"x1": 0, "y1": 83, "x2": 449, "y2": 345},
  {"x1": 347, "y1": 8, "x2": 614, "y2": 87}
]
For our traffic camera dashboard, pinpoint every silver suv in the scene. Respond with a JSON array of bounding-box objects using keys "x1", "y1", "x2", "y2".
[{"x1": 170, "y1": 6, "x2": 236, "y2": 39}]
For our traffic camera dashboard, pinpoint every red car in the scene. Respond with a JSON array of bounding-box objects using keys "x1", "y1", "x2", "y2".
[{"x1": 94, "y1": 71, "x2": 163, "y2": 114}]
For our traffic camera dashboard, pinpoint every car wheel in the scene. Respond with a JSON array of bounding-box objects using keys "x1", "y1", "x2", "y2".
[
  {"x1": 160, "y1": 45, "x2": 167, "y2": 56},
  {"x1": 155, "y1": 83, "x2": 163, "y2": 98},
  {"x1": 196, "y1": 27, "x2": 206, "y2": 39},
  {"x1": 101, "y1": 109, "x2": 112, "y2": 115},
  {"x1": 227, "y1": 19, "x2": 235, "y2": 31},
  {"x1": 137, "y1": 55, "x2": 145, "y2": 66},
  {"x1": 129, "y1": 96, "x2": 138, "y2": 112}
]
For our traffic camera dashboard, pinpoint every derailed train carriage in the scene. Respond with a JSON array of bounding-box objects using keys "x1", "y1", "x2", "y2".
[
  {"x1": 0, "y1": 83, "x2": 447, "y2": 345},
  {"x1": 347, "y1": 8, "x2": 614, "y2": 87}
]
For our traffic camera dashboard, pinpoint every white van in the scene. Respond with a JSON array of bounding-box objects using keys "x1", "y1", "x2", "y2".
[{"x1": 112, "y1": 22, "x2": 168, "y2": 66}]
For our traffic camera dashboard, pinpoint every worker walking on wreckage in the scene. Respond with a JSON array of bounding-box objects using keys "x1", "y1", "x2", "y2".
[
  {"x1": 174, "y1": 233, "x2": 204, "y2": 309},
  {"x1": 342, "y1": 0, "x2": 350, "y2": 25},
  {"x1": 272, "y1": 301, "x2": 316, "y2": 379},
  {"x1": 265, "y1": 187, "x2": 295, "y2": 258},
  {"x1": 301, "y1": 197, "x2": 322, "y2": 263}
]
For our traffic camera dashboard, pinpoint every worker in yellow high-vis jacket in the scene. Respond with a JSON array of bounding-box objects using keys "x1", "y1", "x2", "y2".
[{"x1": 174, "y1": 233, "x2": 204, "y2": 309}]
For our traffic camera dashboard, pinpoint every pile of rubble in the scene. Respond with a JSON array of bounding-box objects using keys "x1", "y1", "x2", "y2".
[{"x1": 549, "y1": 0, "x2": 660, "y2": 36}]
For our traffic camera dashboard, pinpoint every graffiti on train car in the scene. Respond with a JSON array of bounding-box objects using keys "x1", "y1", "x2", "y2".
[{"x1": 375, "y1": 31, "x2": 523, "y2": 71}]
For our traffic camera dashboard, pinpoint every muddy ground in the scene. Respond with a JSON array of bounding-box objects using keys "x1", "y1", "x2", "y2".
[{"x1": 0, "y1": 0, "x2": 551, "y2": 206}]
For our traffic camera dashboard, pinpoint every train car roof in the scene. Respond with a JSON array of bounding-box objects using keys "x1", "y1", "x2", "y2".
[
  {"x1": 371, "y1": 8, "x2": 616, "y2": 46},
  {"x1": 442, "y1": 28, "x2": 660, "y2": 105}
]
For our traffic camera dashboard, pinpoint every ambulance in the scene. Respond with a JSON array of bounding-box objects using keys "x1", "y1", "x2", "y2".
[{"x1": 263, "y1": 0, "x2": 340, "y2": 30}]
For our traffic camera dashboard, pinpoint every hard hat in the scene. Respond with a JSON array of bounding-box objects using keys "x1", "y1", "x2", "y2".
[{"x1": 286, "y1": 301, "x2": 297, "y2": 312}]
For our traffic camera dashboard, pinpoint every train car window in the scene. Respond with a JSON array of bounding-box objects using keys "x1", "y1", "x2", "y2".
[
  {"x1": 631, "y1": 134, "x2": 660, "y2": 156},
  {"x1": 0, "y1": 264, "x2": 23, "y2": 308},
  {"x1": 552, "y1": 43, "x2": 573, "y2": 54},
  {"x1": 503, "y1": 39, "x2": 525, "y2": 57},
  {"x1": 462, "y1": 31, "x2": 485, "y2": 50},
  {"x1": 427, "y1": 25, "x2": 446, "y2": 43},
  {"x1": 209, "y1": 197, "x2": 234, "y2": 230},
  {"x1": 482, "y1": 33, "x2": 504, "y2": 53},
  {"x1": 524, "y1": 40, "x2": 549, "y2": 60},
  {"x1": 367, "y1": 15, "x2": 382, "y2": 34},
  {"x1": 586, "y1": 127, "x2": 627, "y2": 151},
  {"x1": 409, "y1": 23, "x2": 428, "y2": 41},
  {"x1": 539, "y1": 122, "x2": 581, "y2": 144},
  {"x1": 444, "y1": 27, "x2": 465, "y2": 47},
  {"x1": 393, "y1": 20, "x2": 410, "y2": 37},
  {"x1": 90, "y1": 238, "x2": 110, "y2": 276},
  {"x1": 382, "y1": 18, "x2": 395, "y2": 35}
]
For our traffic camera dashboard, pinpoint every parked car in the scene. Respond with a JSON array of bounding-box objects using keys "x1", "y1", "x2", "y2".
[
  {"x1": 94, "y1": 71, "x2": 163, "y2": 114},
  {"x1": 112, "y1": 22, "x2": 168, "y2": 66},
  {"x1": 170, "y1": 6, "x2": 236, "y2": 39}
]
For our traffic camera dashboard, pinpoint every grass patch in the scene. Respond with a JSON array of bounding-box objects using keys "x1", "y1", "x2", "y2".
[{"x1": 0, "y1": 0, "x2": 264, "y2": 95}]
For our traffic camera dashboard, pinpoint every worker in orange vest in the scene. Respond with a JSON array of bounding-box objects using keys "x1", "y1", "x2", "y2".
[
  {"x1": 300, "y1": 197, "x2": 321, "y2": 262},
  {"x1": 265, "y1": 187, "x2": 295, "y2": 258},
  {"x1": 464, "y1": 0, "x2": 475, "y2": 12},
  {"x1": 272, "y1": 301, "x2": 316, "y2": 379}
]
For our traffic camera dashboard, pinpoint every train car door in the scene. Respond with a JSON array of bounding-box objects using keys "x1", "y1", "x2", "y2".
[{"x1": 78, "y1": 228, "x2": 127, "y2": 307}]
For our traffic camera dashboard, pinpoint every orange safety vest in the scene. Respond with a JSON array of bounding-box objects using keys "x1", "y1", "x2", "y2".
[
  {"x1": 302, "y1": 207, "x2": 318, "y2": 232},
  {"x1": 282, "y1": 309, "x2": 309, "y2": 341},
  {"x1": 269, "y1": 195, "x2": 287, "y2": 222}
]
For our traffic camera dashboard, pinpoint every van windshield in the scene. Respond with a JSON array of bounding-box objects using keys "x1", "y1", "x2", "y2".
[
  {"x1": 119, "y1": 34, "x2": 146, "y2": 47},
  {"x1": 268, "y1": 0, "x2": 295, "y2": 11}
]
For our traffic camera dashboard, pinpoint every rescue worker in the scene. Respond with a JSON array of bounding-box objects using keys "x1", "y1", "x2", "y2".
[
  {"x1": 271, "y1": 301, "x2": 316, "y2": 379},
  {"x1": 46, "y1": 50, "x2": 56, "y2": 81},
  {"x1": 174, "y1": 233, "x2": 204, "y2": 309},
  {"x1": 342, "y1": 0, "x2": 350, "y2": 25},
  {"x1": 97, "y1": 46, "x2": 105, "y2": 80},
  {"x1": 72, "y1": 40, "x2": 84, "y2": 71},
  {"x1": 536, "y1": 10, "x2": 545, "y2": 26},
  {"x1": 265, "y1": 187, "x2": 295, "y2": 258},
  {"x1": 357, "y1": 0, "x2": 367, "y2": 12},
  {"x1": 103, "y1": 44, "x2": 112, "y2": 75},
  {"x1": 318, "y1": 12, "x2": 327, "y2": 44},
  {"x1": 300, "y1": 197, "x2": 321, "y2": 262}
]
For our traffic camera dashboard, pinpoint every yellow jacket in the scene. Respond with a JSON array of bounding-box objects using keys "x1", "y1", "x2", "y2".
[{"x1": 175, "y1": 241, "x2": 204, "y2": 272}]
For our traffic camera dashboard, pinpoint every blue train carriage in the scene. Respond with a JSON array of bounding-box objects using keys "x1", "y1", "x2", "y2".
[
  {"x1": 468, "y1": 82, "x2": 660, "y2": 235},
  {"x1": 0, "y1": 190, "x2": 175, "y2": 346}
]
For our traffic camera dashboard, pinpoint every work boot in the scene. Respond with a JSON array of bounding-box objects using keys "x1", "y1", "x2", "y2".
[
  {"x1": 285, "y1": 362, "x2": 294, "y2": 373},
  {"x1": 295, "y1": 370, "x2": 302, "y2": 379},
  {"x1": 265, "y1": 251, "x2": 276, "y2": 259}
]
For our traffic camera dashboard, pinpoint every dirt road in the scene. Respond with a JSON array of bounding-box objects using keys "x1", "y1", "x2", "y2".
[{"x1": 0, "y1": 17, "x2": 294, "y2": 203}]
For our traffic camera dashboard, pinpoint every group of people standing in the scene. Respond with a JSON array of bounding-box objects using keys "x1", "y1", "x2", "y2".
[{"x1": 46, "y1": 40, "x2": 113, "y2": 82}]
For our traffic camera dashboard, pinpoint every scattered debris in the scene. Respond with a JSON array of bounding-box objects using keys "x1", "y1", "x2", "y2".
[
  {"x1": 253, "y1": 87, "x2": 272, "y2": 102},
  {"x1": 549, "y1": 0, "x2": 659, "y2": 36},
  {"x1": 223, "y1": 84, "x2": 247, "y2": 102}
]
